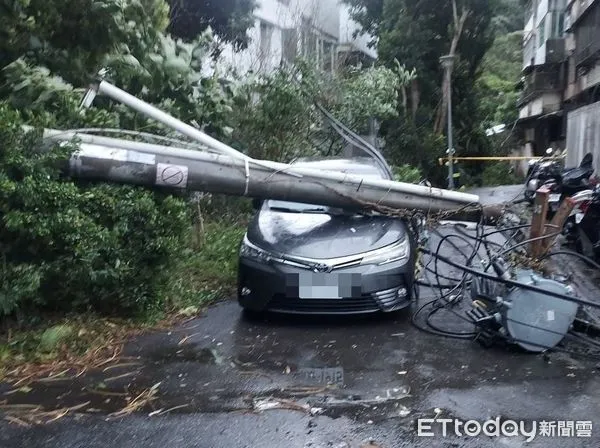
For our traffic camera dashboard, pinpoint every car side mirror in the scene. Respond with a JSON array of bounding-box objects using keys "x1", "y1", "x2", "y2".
[{"x1": 252, "y1": 198, "x2": 263, "y2": 210}]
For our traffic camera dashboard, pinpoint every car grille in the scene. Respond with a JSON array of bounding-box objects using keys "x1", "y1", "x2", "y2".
[
  {"x1": 267, "y1": 295, "x2": 380, "y2": 314},
  {"x1": 372, "y1": 287, "x2": 408, "y2": 311}
]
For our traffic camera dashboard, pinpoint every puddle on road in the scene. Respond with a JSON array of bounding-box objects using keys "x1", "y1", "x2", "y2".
[{"x1": 147, "y1": 345, "x2": 224, "y2": 365}]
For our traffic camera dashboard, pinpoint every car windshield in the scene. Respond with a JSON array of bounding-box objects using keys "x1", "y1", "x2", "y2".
[{"x1": 267, "y1": 200, "x2": 355, "y2": 215}]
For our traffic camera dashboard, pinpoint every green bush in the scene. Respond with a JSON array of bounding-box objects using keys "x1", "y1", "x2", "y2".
[
  {"x1": 480, "y1": 161, "x2": 520, "y2": 186},
  {"x1": 0, "y1": 104, "x2": 190, "y2": 319},
  {"x1": 392, "y1": 164, "x2": 422, "y2": 183}
]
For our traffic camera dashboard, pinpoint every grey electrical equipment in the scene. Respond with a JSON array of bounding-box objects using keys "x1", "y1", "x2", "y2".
[{"x1": 469, "y1": 269, "x2": 578, "y2": 353}]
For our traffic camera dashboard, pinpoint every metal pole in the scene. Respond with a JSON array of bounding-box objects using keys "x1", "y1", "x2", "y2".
[
  {"x1": 40, "y1": 128, "x2": 481, "y2": 205},
  {"x1": 95, "y1": 81, "x2": 250, "y2": 162},
  {"x1": 447, "y1": 67, "x2": 455, "y2": 190},
  {"x1": 66, "y1": 142, "x2": 496, "y2": 221},
  {"x1": 440, "y1": 55, "x2": 456, "y2": 190},
  {"x1": 64, "y1": 78, "x2": 483, "y2": 210}
]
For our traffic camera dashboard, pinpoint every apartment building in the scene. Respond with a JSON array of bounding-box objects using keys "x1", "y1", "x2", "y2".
[
  {"x1": 517, "y1": 0, "x2": 600, "y2": 173},
  {"x1": 215, "y1": 0, "x2": 377, "y2": 76},
  {"x1": 563, "y1": 0, "x2": 600, "y2": 173},
  {"x1": 517, "y1": 0, "x2": 567, "y2": 156}
]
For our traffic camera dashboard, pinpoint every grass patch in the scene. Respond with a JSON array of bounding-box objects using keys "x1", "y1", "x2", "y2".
[
  {"x1": 0, "y1": 314, "x2": 145, "y2": 383},
  {"x1": 165, "y1": 219, "x2": 247, "y2": 310},
  {"x1": 480, "y1": 162, "x2": 522, "y2": 186},
  {"x1": 0, "y1": 218, "x2": 248, "y2": 382}
]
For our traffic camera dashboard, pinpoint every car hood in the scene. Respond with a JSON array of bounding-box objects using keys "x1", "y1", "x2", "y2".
[{"x1": 247, "y1": 210, "x2": 408, "y2": 259}]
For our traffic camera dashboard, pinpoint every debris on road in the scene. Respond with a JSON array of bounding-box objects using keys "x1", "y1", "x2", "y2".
[
  {"x1": 319, "y1": 388, "x2": 411, "y2": 409},
  {"x1": 0, "y1": 401, "x2": 90, "y2": 426},
  {"x1": 252, "y1": 398, "x2": 323, "y2": 416},
  {"x1": 107, "y1": 382, "x2": 161, "y2": 419}
]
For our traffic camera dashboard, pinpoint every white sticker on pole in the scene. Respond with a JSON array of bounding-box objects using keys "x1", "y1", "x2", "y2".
[
  {"x1": 156, "y1": 163, "x2": 189, "y2": 188},
  {"x1": 77, "y1": 143, "x2": 156, "y2": 165}
]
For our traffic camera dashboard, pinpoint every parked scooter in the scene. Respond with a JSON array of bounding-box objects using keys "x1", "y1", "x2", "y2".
[
  {"x1": 524, "y1": 150, "x2": 594, "y2": 203},
  {"x1": 524, "y1": 148, "x2": 562, "y2": 203},
  {"x1": 562, "y1": 188, "x2": 595, "y2": 243},
  {"x1": 574, "y1": 184, "x2": 600, "y2": 261}
]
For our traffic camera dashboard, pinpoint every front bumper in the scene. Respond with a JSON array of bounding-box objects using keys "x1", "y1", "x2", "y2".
[{"x1": 237, "y1": 255, "x2": 415, "y2": 315}]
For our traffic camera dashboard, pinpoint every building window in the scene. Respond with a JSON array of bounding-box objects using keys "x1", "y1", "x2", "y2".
[
  {"x1": 550, "y1": 11, "x2": 565, "y2": 37},
  {"x1": 259, "y1": 21, "x2": 274, "y2": 67},
  {"x1": 301, "y1": 22, "x2": 317, "y2": 60},
  {"x1": 538, "y1": 17, "x2": 545, "y2": 48},
  {"x1": 282, "y1": 28, "x2": 298, "y2": 64},
  {"x1": 323, "y1": 41, "x2": 335, "y2": 73}
]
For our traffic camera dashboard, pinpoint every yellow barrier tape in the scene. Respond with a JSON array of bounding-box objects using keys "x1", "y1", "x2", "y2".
[{"x1": 438, "y1": 154, "x2": 567, "y2": 165}]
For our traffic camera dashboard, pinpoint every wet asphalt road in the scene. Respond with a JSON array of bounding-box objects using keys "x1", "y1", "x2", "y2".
[{"x1": 2, "y1": 185, "x2": 600, "y2": 448}]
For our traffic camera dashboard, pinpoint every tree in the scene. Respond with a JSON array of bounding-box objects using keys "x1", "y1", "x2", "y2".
[
  {"x1": 0, "y1": 0, "x2": 238, "y2": 319},
  {"x1": 166, "y1": 0, "x2": 257, "y2": 49},
  {"x1": 491, "y1": 0, "x2": 525, "y2": 34},
  {"x1": 433, "y1": 0, "x2": 469, "y2": 135},
  {"x1": 0, "y1": 0, "x2": 171, "y2": 86},
  {"x1": 477, "y1": 30, "x2": 523, "y2": 127},
  {"x1": 343, "y1": 0, "x2": 497, "y2": 184}
]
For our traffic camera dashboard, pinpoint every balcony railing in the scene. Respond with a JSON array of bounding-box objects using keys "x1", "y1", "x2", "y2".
[
  {"x1": 574, "y1": 2, "x2": 600, "y2": 67},
  {"x1": 518, "y1": 70, "x2": 564, "y2": 106}
]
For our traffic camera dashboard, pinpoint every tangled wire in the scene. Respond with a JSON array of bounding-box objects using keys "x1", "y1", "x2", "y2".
[{"x1": 408, "y1": 198, "x2": 600, "y2": 359}]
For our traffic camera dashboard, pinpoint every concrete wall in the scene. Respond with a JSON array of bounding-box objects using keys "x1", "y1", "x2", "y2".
[
  {"x1": 581, "y1": 62, "x2": 600, "y2": 90},
  {"x1": 536, "y1": 41, "x2": 548, "y2": 65},
  {"x1": 537, "y1": 0, "x2": 549, "y2": 25},
  {"x1": 519, "y1": 92, "x2": 562, "y2": 118},
  {"x1": 566, "y1": 100, "x2": 600, "y2": 175}
]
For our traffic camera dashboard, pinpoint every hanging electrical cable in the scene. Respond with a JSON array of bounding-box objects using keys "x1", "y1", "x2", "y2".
[{"x1": 412, "y1": 214, "x2": 600, "y2": 358}]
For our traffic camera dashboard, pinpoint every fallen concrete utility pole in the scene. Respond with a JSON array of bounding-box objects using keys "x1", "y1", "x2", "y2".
[
  {"x1": 60, "y1": 140, "x2": 482, "y2": 214},
  {"x1": 36, "y1": 78, "x2": 498, "y2": 221}
]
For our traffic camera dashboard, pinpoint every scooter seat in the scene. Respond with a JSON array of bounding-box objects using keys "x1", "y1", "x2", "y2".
[{"x1": 563, "y1": 167, "x2": 594, "y2": 184}]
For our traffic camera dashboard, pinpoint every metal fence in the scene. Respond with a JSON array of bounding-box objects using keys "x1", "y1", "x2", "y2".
[{"x1": 566, "y1": 100, "x2": 600, "y2": 175}]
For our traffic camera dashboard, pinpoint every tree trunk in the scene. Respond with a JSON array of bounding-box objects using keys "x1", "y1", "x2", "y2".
[
  {"x1": 433, "y1": 3, "x2": 469, "y2": 135},
  {"x1": 410, "y1": 79, "x2": 420, "y2": 121}
]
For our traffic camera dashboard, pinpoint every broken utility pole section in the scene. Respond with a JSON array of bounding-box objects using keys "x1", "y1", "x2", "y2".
[{"x1": 36, "y1": 76, "x2": 498, "y2": 224}]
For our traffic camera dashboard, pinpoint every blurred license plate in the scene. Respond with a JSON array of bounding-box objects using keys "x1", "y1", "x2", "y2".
[
  {"x1": 297, "y1": 367, "x2": 344, "y2": 385},
  {"x1": 549, "y1": 193, "x2": 561, "y2": 202},
  {"x1": 298, "y1": 273, "x2": 341, "y2": 299}
]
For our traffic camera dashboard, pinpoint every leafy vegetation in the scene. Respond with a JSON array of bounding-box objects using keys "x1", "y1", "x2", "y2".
[
  {"x1": 343, "y1": 0, "x2": 524, "y2": 186},
  {"x1": 480, "y1": 162, "x2": 521, "y2": 186},
  {"x1": 0, "y1": 0, "x2": 524, "y2": 342},
  {"x1": 0, "y1": 105, "x2": 191, "y2": 318},
  {"x1": 0, "y1": 0, "x2": 244, "y2": 328},
  {"x1": 166, "y1": 0, "x2": 257, "y2": 49},
  {"x1": 231, "y1": 59, "x2": 416, "y2": 163},
  {"x1": 477, "y1": 31, "x2": 522, "y2": 128},
  {"x1": 393, "y1": 165, "x2": 423, "y2": 183}
]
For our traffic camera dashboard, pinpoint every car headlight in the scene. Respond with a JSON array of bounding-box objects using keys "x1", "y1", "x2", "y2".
[
  {"x1": 239, "y1": 236, "x2": 273, "y2": 262},
  {"x1": 360, "y1": 239, "x2": 410, "y2": 266}
]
